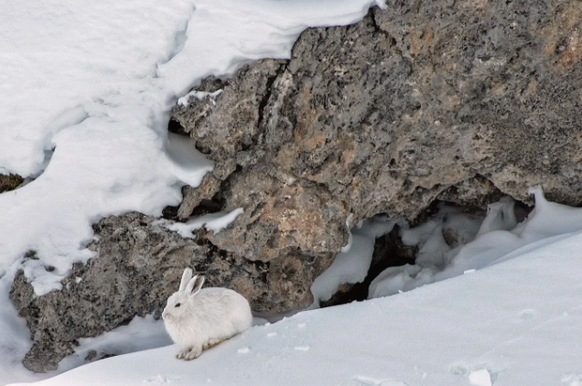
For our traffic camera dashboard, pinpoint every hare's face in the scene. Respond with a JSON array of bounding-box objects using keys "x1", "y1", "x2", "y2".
[
  {"x1": 162, "y1": 292, "x2": 189, "y2": 322},
  {"x1": 163, "y1": 269, "x2": 205, "y2": 323}
]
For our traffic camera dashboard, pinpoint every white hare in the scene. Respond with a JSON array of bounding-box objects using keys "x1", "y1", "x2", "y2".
[{"x1": 162, "y1": 268, "x2": 253, "y2": 360}]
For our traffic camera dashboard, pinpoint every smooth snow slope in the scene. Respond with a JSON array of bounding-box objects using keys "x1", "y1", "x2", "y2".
[{"x1": 10, "y1": 229, "x2": 582, "y2": 386}]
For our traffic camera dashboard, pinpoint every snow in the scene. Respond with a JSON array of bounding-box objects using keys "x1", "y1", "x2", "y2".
[
  {"x1": 341, "y1": 213, "x2": 355, "y2": 253},
  {"x1": 9, "y1": 222, "x2": 582, "y2": 385},
  {"x1": 56, "y1": 315, "x2": 172, "y2": 374},
  {"x1": 310, "y1": 217, "x2": 399, "y2": 306},
  {"x1": 562, "y1": 373, "x2": 582, "y2": 386},
  {"x1": 474, "y1": 196, "x2": 517, "y2": 237},
  {"x1": 2, "y1": 0, "x2": 582, "y2": 385},
  {"x1": 163, "y1": 208, "x2": 244, "y2": 238},
  {"x1": 177, "y1": 89, "x2": 223, "y2": 107},
  {"x1": 369, "y1": 195, "x2": 524, "y2": 299},
  {"x1": 469, "y1": 369, "x2": 493, "y2": 386}
]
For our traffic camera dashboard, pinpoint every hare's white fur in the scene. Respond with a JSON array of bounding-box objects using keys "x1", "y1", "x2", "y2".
[{"x1": 162, "y1": 268, "x2": 252, "y2": 360}]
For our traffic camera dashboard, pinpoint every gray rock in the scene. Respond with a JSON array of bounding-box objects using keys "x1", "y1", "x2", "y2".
[
  {"x1": 177, "y1": 173, "x2": 221, "y2": 219},
  {"x1": 173, "y1": 1, "x2": 582, "y2": 269},
  {"x1": 0, "y1": 173, "x2": 23, "y2": 193},
  {"x1": 373, "y1": 0, "x2": 582, "y2": 205},
  {"x1": 10, "y1": 213, "x2": 201, "y2": 372}
]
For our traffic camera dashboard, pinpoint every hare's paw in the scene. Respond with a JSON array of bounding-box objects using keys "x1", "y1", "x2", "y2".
[{"x1": 176, "y1": 346, "x2": 202, "y2": 360}]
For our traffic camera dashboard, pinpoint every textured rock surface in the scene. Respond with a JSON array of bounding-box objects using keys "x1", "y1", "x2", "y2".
[
  {"x1": 173, "y1": 0, "x2": 582, "y2": 303},
  {"x1": 11, "y1": 0, "x2": 582, "y2": 372},
  {"x1": 10, "y1": 213, "x2": 199, "y2": 372},
  {"x1": 0, "y1": 173, "x2": 23, "y2": 193},
  {"x1": 175, "y1": 1, "x2": 582, "y2": 225},
  {"x1": 373, "y1": 0, "x2": 582, "y2": 204}
]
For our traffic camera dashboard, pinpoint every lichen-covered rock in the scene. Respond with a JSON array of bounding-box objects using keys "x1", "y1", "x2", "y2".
[
  {"x1": 10, "y1": 213, "x2": 199, "y2": 372},
  {"x1": 173, "y1": 0, "x2": 582, "y2": 307},
  {"x1": 373, "y1": 0, "x2": 582, "y2": 205}
]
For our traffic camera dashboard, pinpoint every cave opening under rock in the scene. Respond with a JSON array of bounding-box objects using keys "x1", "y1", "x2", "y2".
[{"x1": 319, "y1": 195, "x2": 532, "y2": 308}]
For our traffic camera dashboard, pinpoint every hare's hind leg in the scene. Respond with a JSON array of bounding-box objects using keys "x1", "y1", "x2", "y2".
[{"x1": 203, "y1": 337, "x2": 226, "y2": 350}]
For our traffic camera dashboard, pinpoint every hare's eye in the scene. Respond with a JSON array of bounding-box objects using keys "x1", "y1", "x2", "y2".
[{"x1": 175, "y1": 303, "x2": 181, "y2": 308}]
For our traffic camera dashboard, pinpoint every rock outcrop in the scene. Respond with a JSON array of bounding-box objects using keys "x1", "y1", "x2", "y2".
[
  {"x1": 172, "y1": 0, "x2": 582, "y2": 299},
  {"x1": 11, "y1": 0, "x2": 582, "y2": 372},
  {"x1": 0, "y1": 174, "x2": 23, "y2": 193}
]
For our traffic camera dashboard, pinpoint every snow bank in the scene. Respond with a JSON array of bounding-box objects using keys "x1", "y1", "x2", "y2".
[
  {"x1": 310, "y1": 216, "x2": 401, "y2": 305},
  {"x1": 10, "y1": 223, "x2": 582, "y2": 386},
  {"x1": 369, "y1": 188, "x2": 582, "y2": 299}
]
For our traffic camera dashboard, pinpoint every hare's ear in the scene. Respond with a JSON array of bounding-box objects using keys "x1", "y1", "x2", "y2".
[
  {"x1": 186, "y1": 275, "x2": 205, "y2": 295},
  {"x1": 179, "y1": 268, "x2": 193, "y2": 292}
]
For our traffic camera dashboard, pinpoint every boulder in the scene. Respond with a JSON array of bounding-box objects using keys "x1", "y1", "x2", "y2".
[{"x1": 173, "y1": 0, "x2": 582, "y2": 311}]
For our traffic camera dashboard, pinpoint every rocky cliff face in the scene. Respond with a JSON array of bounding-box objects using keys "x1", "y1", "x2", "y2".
[
  {"x1": 11, "y1": 0, "x2": 582, "y2": 372},
  {"x1": 172, "y1": 0, "x2": 582, "y2": 296}
]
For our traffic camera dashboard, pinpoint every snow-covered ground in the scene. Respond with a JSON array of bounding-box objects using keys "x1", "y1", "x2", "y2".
[
  {"x1": 9, "y1": 194, "x2": 582, "y2": 385},
  {"x1": 2, "y1": 0, "x2": 582, "y2": 385}
]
